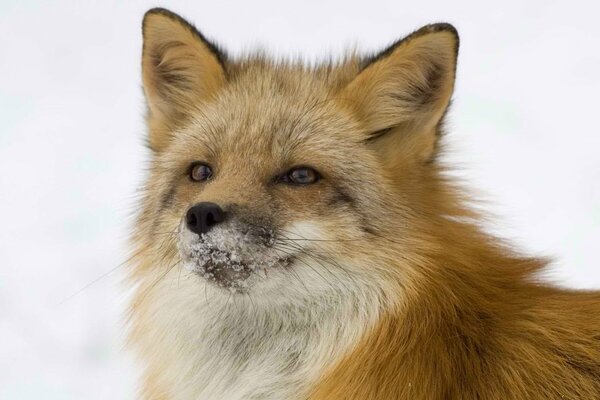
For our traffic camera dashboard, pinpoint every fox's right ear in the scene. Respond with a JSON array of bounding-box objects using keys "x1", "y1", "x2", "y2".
[
  {"x1": 340, "y1": 24, "x2": 458, "y2": 165},
  {"x1": 142, "y1": 8, "x2": 227, "y2": 151}
]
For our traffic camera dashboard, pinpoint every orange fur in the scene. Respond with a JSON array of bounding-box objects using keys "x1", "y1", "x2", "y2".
[
  {"x1": 309, "y1": 199, "x2": 600, "y2": 399},
  {"x1": 129, "y1": 8, "x2": 600, "y2": 399}
]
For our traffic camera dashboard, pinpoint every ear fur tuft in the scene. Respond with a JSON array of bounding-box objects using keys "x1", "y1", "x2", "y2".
[
  {"x1": 141, "y1": 8, "x2": 227, "y2": 151},
  {"x1": 341, "y1": 23, "x2": 459, "y2": 164}
]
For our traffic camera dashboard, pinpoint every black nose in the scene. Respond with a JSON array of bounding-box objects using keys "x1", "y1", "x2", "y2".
[{"x1": 185, "y1": 202, "x2": 226, "y2": 235}]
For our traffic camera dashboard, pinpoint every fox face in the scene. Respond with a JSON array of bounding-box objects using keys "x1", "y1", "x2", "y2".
[
  {"x1": 150, "y1": 70, "x2": 385, "y2": 293},
  {"x1": 147, "y1": 77, "x2": 405, "y2": 295},
  {"x1": 134, "y1": 9, "x2": 458, "y2": 299}
]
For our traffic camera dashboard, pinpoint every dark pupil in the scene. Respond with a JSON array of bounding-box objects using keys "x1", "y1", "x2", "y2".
[
  {"x1": 291, "y1": 168, "x2": 312, "y2": 183},
  {"x1": 194, "y1": 165, "x2": 210, "y2": 181}
]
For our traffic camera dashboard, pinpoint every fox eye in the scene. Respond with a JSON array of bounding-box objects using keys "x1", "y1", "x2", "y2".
[
  {"x1": 280, "y1": 167, "x2": 320, "y2": 185},
  {"x1": 189, "y1": 163, "x2": 213, "y2": 182}
]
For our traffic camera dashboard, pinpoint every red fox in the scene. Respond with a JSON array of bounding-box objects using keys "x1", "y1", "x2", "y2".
[{"x1": 128, "y1": 8, "x2": 600, "y2": 399}]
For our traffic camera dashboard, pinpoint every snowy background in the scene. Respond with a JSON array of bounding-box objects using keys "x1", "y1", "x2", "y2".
[{"x1": 1, "y1": 0, "x2": 599, "y2": 398}]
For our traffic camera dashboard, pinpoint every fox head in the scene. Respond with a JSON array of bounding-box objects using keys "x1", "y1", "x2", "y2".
[{"x1": 133, "y1": 8, "x2": 459, "y2": 303}]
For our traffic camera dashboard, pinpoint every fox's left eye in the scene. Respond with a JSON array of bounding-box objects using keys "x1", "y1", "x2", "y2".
[
  {"x1": 279, "y1": 167, "x2": 320, "y2": 185},
  {"x1": 189, "y1": 163, "x2": 213, "y2": 182}
]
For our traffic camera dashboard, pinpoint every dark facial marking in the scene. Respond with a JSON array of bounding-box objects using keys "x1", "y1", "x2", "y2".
[
  {"x1": 365, "y1": 127, "x2": 393, "y2": 142},
  {"x1": 158, "y1": 173, "x2": 181, "y2": 213},
  {"x1": 329, "y1": 184, "x2": 356, "y2": 208},
  {"x1": 159, "y1": 186, "x2": 176, "y2": 212},
  {"x1": 361, "y1": 225, "x2": 377, "y2": 236}
]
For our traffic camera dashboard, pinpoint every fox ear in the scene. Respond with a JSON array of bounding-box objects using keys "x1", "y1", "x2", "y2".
[
  {"x1": 342, "y1": 24, "x2": 458, "y2": 163},
  {"x1": 142, "y1": 8, "x2": 227, "y2": 151}
]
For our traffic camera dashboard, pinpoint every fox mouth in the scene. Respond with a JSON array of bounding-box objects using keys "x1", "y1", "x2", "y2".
[
  {"x1": 177, "y1": 218, "x2": 295, "y2": 291},
  {"x1": 190, "y1": 247, "x2": 253, "y2": 289},
  {"x1": 182, "y1": 244, "x2": 292, "y2": 291}
]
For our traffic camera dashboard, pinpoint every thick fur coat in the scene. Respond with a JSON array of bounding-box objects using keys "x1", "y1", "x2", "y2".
[{"x1": 127, "y1": 8, "x2": 600, "y2": 399}]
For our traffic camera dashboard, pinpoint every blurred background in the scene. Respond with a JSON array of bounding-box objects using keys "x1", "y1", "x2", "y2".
[{"x1": 1, "y1": 0, "x2": 599, "y2": 398}]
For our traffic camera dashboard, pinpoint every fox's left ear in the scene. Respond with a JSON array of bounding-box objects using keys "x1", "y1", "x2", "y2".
[
  {"x1": 142, "y1": 8, "x2": 227, "y2": 151},
  {"x1": 342, "y1": 24, "x2": 458, "y2": 163}
]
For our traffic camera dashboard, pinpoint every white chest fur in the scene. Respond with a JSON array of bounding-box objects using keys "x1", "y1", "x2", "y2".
[{"x1": 134, "y1": 266, "x2": 382, "y2": 400}]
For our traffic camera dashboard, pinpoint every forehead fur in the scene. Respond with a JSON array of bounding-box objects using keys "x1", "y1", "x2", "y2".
[
  {"x1": 168, "y1": 57, "x2": 374, "y2": 170},
  {"x1": 142, "y1": 7, "x2": 458, "y2": 161},
  {"x1": 192, "y1": 56, "x2": 366, "y2": 135}
]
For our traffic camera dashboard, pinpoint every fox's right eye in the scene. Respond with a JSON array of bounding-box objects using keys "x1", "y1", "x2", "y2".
[{"x1": 189, "y1": 163, "x2": 213, "y2": 182}]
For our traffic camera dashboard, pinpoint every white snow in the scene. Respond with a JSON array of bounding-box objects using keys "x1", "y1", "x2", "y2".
[
  {"x1": 178, "y1": 222, "x2": 286, "y2": 290},
  {"x1": 1, "y1": 1, "x2": 599, "y2": 399}
]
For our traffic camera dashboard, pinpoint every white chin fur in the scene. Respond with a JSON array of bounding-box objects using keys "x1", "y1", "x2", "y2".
[{"x1": 135, "y1": 220, "x2": 390, "y2": 399}]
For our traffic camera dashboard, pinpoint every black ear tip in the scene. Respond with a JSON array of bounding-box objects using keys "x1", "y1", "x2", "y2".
[
  {"x1": 143, "y1": 8, "x2": 173, "y2": 32},
  {"x1": 142, "y1": 8, "x2": 189, "y2": 31},
  {"x1": 416, "y1": 23, "x2": 459, "y2": 43},
  {"x1": 144, "y1": 7, "x2": 178, "y2": 20},
  {"x1": 414, "y1": 23, "x2": 460, "y2": 55},
  {"x1": 361, "y1": 22, "x2": 459, "y2": 71},
  {"x1": 428, "y1": 23, "x2": 458, "y2": 34}
]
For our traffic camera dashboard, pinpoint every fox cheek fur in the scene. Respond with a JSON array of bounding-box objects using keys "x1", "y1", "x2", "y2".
[{"x1": 127, "y1": 7, "x2": 600, "y2": 400}]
